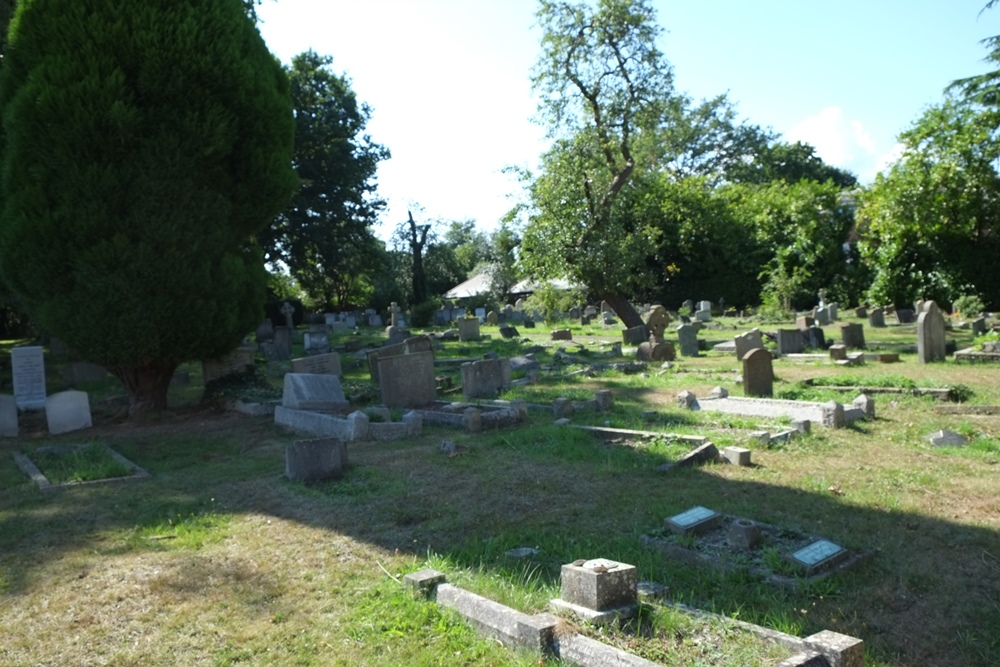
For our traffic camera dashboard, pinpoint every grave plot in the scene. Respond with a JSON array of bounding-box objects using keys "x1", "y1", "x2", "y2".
[
  {"x1": 12, "y1": 442, "x2": 150, "y2": 492},
  {"x1": 642, "y1": 506, "x2": 874, "y2": 587}
]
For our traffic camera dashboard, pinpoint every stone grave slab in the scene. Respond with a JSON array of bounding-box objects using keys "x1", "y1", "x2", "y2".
[
  {"x1": 12, "y1": 345, "x2": 46, "y2": 410},
  {"x1": 787, "y1": 540, "x2": 849, "y2": 576},
  {"x1": 665, "y1": 506, "x2": 722, "y2": 535}
]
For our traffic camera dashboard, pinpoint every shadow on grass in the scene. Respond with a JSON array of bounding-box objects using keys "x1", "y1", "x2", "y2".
[{"x1": 1, "y1": 416, "x2": 998, "y2": 667}]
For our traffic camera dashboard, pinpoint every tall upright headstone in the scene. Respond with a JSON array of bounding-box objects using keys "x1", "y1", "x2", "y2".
[
  {"x1": 840, "y1": 323, "x2": 866, "y2": 349},
  {"x1": 676, "y1": 324, "x2": 699, "y2": 357},
  {"x1": 11, "y1": 346, "x2": 46, "y2": 410},
  {"x1": 917, "y1": 300, "x2": 947, "y2": 363},
  {"x1": 742, "y1": 348, "x2": 774, "y2": 397},
  {"x1": 45, "y1": 390, "x2": 93, "y2": 434},
  {"x1": 868, "y1": 308, "x2": 885, "y2": 328},
  {"x1": 734, "y1": 329, "x2": 763, "y2": 360},
  {"x1": 280, "y1": 301, "x2": 295, "y2": 329},
  {"x1": 775, "y1": 329, "x2": 804, "y2": 355}
]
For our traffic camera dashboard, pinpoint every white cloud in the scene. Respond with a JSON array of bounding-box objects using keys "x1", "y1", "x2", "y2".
[{"x1": 786, "y1": 106, "x2": 904, "y2": 184}]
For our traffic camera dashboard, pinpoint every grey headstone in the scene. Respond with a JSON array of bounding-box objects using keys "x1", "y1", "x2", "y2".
[
  {"x1": 0, "y1": 394, "x2": 18, "y2": 437},
  {"x1": 776, "y1": 329, "x2": 804, "y2": 355},
  {"x1": 461, "y1": 358, "x2": 512, "y2": 399},
  {"x1": 45, "y1": 389, "x2": 92, "y2": 434},
  {"x1": 285, "y1": 437, "x2": 347, "y2": 482},
  {"x1": 282, "y1": 373, "x2": 349, "y2": 411},
  {"x1": 734, "y1": 329, "x2": 763, "y2": 359},
  {"x1": 796, "y1": 315, "x2": 815, "y2": 331},
  {"x1": 272, "y1": 326, "x2": 292, "y2": 360},
  {"x1": 971, "y1": 317, "x2": 987, "y2": 337},
  {"x1": 895, "y1": 308, "x2": 915, "y2": 324},
  {"x1": 255, "y1": 319, "x2": 274, "y2": 344},
  {"x1": 917, "y1": 301, "x2": 947, "y2": 363},
  {"x1": 815, "y1": 306, "x2": 831, "y2": 326},
  {"x1": 12, "y1": 346, "x2": 46, "y2": 410},
  {"x1": 868, "y1": 308, "x2": 885, "y2": 327},
  {"x1": 622, "y1": 325, "x2": 649, "y2": 346},
  {"x1": 742, "y1": 348, "x2": 773, "y2": 397},
  {"x1": 377, "y1": 350, "x2": 437, "y2": 408},
  {"x1": 676, "y1": 323, "x2": 699, "y2": 357},
  {"x1": 841, "y1": 323, "x2": 866, "y2": 349},
  {"x1": 457, "y1": 318, "x2": 480, "y2": 342}
]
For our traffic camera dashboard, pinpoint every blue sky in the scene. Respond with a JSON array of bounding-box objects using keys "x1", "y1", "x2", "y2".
[{"x1": 257, "y1": 0, "x2": 998, "y2": 239}]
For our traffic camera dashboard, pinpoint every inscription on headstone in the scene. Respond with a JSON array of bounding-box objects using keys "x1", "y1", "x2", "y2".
[{"x1": 12, "y1": 346, "x2": 46, "y2": 410}]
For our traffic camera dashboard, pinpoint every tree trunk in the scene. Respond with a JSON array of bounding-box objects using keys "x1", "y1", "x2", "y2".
[
  {"x1": 111, "y1": 362, "x2": 178, "y2": 420},
  {"x1": 601, "y1": 292, "x2": 643, "y2": 329}
]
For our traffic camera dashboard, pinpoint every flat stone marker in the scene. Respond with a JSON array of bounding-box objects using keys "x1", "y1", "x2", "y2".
[
  {"x1": 291, "y1": 352, "x2": 342, "y2": 376},
  {"x1": 0, "y1": 394, "x2": 18, "y2": 437},
  {"x1": 742, "y1": 347, "x2": 774, "y2": 397},
  {"x1": 45, "y1": 390, "x2": 93, "y2": 435},
  {"x1": 284, "y1": 437, "x2": 347, "y2": 482},
  {"x1": 787, "y1": 539, "x2": 848, "y2": 575},
  {"x1": 665, "y1": 506, "x2": 722, "y2": 535},
  {"x1": 927, "y1": 429, "x2": 968, "y2": 447},
  {"x1": 12, "y1": 346, "x2": 46, "y2": 410},
  {"x1": 282, "y1": 373, "x2": 349, "y2": 411}
]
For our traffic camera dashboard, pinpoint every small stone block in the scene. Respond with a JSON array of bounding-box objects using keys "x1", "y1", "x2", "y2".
[
  {"x1": 665, "y1": 505, "x2": 722, "y2": 535},
  {"x1": 403, "y1": 569, "x2": 446, "y2": 594},
  {"x1": 709, "y1": 386, "x2": 729, "y2": 399},
  {"x1": 559, "y1": 559, "x2": 637, "y2": 611},
  {"x1": 554, "y1": 417, "x2": 571, "y2": 426},
  {"x1": 515, "y1": 613, "x2": 559, "y2": 652},
  {"x1": 676, "y1": 390, "x2": 697, "y2": 409},
  {"x1": 722, "y1": 446, "x2": 751, "y2": 466},
  {"x1": 791, "y1": 419, "x2": 811, "y2": 434},
  {"x1": 749, "y1": 430, "x2": 771, "y2": 445},
  {"x1": 804, "y1": 629, "x2": 864, "y2": 667},
  {"x1": 787, "y1": 539, "x2": 849, "y2": 575}
]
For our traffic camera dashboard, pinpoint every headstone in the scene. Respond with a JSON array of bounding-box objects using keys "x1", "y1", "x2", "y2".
[
  {"x1": 682, "y1": 299, "x2": 694, "y2": 315},
  {"x1": 272, "y1": 326, "x2": 292, "y2": 360},
  {"x1": 303, "y1": 331, "x2": 331, "y2": 355},
  {"x1": 377, "y1": 350, "x2": 437, "y2": 408},
  {"x1": 644, "y1": 305, "x2": 671, "y2": 342},
  {"x1": 499, "y1": 325, "x2": 520, "y2": 339},
  {"x1": 568, "y1": 306, "x2": 581, "y2": 319},
  {"x1": 815, "y1": 306, "x2": 831, "y2": 326},
  {"x1": 854, "y1": 306, "x2": 867, "y2": 318},
  {"x1": 11, "y1": 346, "x2": 46, "y2": 410},
  {"x1": 804, "y1": 326, "x2": 826, "y2": 350},
  {"x1": 676, "y1": 324, "x2": 699, "y2": 357},
  {"x1": 456, "y1": 317, "x2": 481, "y2": 342},
  {"x1": 636, "y1": 341, "x2": 675, "y2": 362},
  {"x1": 733, "y1": 329, "x2": 763, "y2": 360},
  {"x1": 291, "y1": 352, "x2": 342, "y2": 376},
  {"x1": 895, "y1": 308, "x2": 915, "y2": 324},
  {"x1": 580, "y1": 314, "x2": 591, "y2": 326},
  {"x1": 474, "y1": 307, "x2": 487, "y2": 323},
  {"x1": 45, "y1": 389, "x2": 93, "y2": 434},
  {"x1": 868, "y1": 308, "x2": 885, "y2": 328},
  {"x1": 600, "y1": 300, "x2": 612, "y2": 314},
  {"x1": 583, "y1": 305, "x2": 598, "y2": 318},
  {"x1": 515, "y1": 298, "x2": 526, "y2": 310},
  {"x1": 829, "y1": 344, "x2": 847, "y2": 361},
  {"x1": 972, "y1": 317, "x2": 988, "y2": 337},
  {"x1": 840, "y1": 323, "x2": 866, "y2": 349},
  {"x1": 285, "y1": 437, "x2": 347, "y2": 482},
  {"x1": 390, "y1": 302, "x2": 402, "y2": 328},
  {"x1": 0, "y1": 395, "x2": 18, "y2": 437},
  {"x1": 486, "y1": 310, "x2": 499, "y2": 326},
  {"x1": 622, "y1": 325, "x2": 649, "y2": 346},
  {"x1": 796, "y1": 316, "x2": 815, "y2": 331},
  {"x1": 817, "y1": 288, "x2": 827, "y2": 308},
  {"x1": 828, "y1": 302, "x2": 838, "y2": 321},
  {"x1": 775, "y1": 329, "x2": 804, "y2": 355},
  {"x1": 282, "y1": 373, "x2": 349, "y2": 411},
  {"x1": 558, "y1": 559, "x2": 637, "y2": 613},
  {"x1": 255, "y1": 319, "x2": 274, "y2": 344},
  {"x1": 461, "y1": 358, "x2": 512, "y2": 399},
  {"x1": 368, "y1": 313, "x2": 383, "y2": 328},
  {"x1": 551, "y1": 329, "x2": 572, "y2": 341},
  {"x1": 202, "y1": 347, "x2": 256, "y2": 384},
  {"x1": 917, "y1": 301, "x2": 947, "y2": 363},
  {"x1": 694, "y1": 308, "x2": 711, "y2": 322},
  {"x1": 280, "y1": 301, "x2": 295, "y2": 329},
  {"x1": 698, "y1": 300, "x2": 712, "y2": 313},
  {"x1": 742, "y1": 348, "x2": 773, "y2": 397}
]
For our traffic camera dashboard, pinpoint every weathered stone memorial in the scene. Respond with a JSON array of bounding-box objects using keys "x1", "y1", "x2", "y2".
[
  {"x1": 461, "y1": 358, "x2": 512, "y2": 399},
  {"x1": 550, "y1": 558, "x2": 638, "y2": 624},
  {"x1": 457, "y1": 317, "x2": 481, "y2": 342},
  {"x1": 377, "y1": 350, "x2": 437, "y2": 408},
  {"x1": 12, "y1": 346, "x2": 46, "y2": 410},
  {"x1": 917, "y1": 300, "x2": 947, "y2": 363},
  {"x1": 840, "y1": 323, "x2": 865, "y2": 349},
  {"x1": 742, "y1": 348, "x2": 774, "y2": 397},
  {"x1": 676, "y1": 323, "x2": 700, "y2": 357},
  {"x1": 868, "y1": 307, "x2": 885, "y2": 327},
  {"x1": 291, "y1": 352, "x2": 342, "y2": 376},
  {"x1": 644, "y1": 305, "x2": 670, "y2": 342},
  {"x1": 280, "y1": 301, "x2": 296, "y2": 328},
  {"x1": 622, "y1": 325, "x2": 649, "y2": 346},
  {"x1": 285, "y1": 437, "x2": 347, "y2": 482},
  {"x1": 282, "y1": 373, "x2": 349, "y2": 411},
  {"x1": 271, "y1": 325, "x2": 292, "y2": 360},
  {"x1": 775, "y1": 329, "x2": 804, "y2": 355},
  {"x1": 1, "y1": 395, "x2": 18, "y2": 437},
  {"x1": 733, "y1": 329, "x2": 763, "y2": 360},
  {"x1": 45, "y1": 389, "x2": 92, "y2": 435}
]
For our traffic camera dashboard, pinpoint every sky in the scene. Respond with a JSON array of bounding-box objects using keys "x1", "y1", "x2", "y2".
[{"x1": 256, "y1": 0, "x2": 999, "y2": 240}]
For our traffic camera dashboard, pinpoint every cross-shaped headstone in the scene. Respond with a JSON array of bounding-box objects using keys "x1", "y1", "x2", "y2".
[{"x1": 280, "y1": 302, "x2": 295, "y2": 329}]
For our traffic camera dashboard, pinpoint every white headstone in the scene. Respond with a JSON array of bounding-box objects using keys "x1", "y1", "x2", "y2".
[
  {"x1": 12, "y1": 346, "x2": 46, "y2": 410},
  {"x1": 45, "y1": 390, "x2": 92, "y2": 434}
]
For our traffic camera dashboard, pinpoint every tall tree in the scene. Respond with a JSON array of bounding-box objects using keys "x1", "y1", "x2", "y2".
[
  {"x1": 522, "y1": 0, "x2": 678, "y2": 327},
  {"x1": 947, "y1": 1, "x2": 1000, "y2": 105},
  {"x1": 0, "y1": 0, "x2": 297, "y2": 418},
  {"x1": 397, "y1": 211, "x2": 432, "y2": 305},
  {"x1": 260, "y1": 50, "x2": 389, "y2": 309},
  {"x1": 857, "y1": 99, "x2": 1000, "y2": 308}
]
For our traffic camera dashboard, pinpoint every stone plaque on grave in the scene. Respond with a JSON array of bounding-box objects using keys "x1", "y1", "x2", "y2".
[
  {"x1": 665, "y1": 506, "x2": 722, "y2": 535},
  {"x1": 377, "y1": 350, "x2": 437, "y2": 408},
  {"x1": 840, "y1": 323, "x2": 866, "y2": 349},
  {"x1": 457, "y1": 317, "x2": 480, "y2": 342},
  {"x1": 787, "y1": 539, "x2": 848, "y2": 575},
  {"x1": 917, "y1": 300, "x2": 946, "y2": 363},
  {"x1": 63, "y1": 362, "x2": 108, "y2": 385},
  {"x1": 291, "y1": 352, "x2": 342, "y2": 376},
  {"x1": 742, "y1": 347, "x2": 774, "y2": 397},
  {"x1": 868, "y1": 308, "x2": 885, "y2": 327},
  {"x1": 11, "y1": 346, "x2": 46, "y2": 410}
]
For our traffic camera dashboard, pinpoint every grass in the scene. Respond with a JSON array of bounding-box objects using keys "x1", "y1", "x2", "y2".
[
  {"x1": 0, "y1": 312, "x2": 999, "y2": 666},
  {"x1": 28, "y1": 443, "x2": 131, "y2": 483}
]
